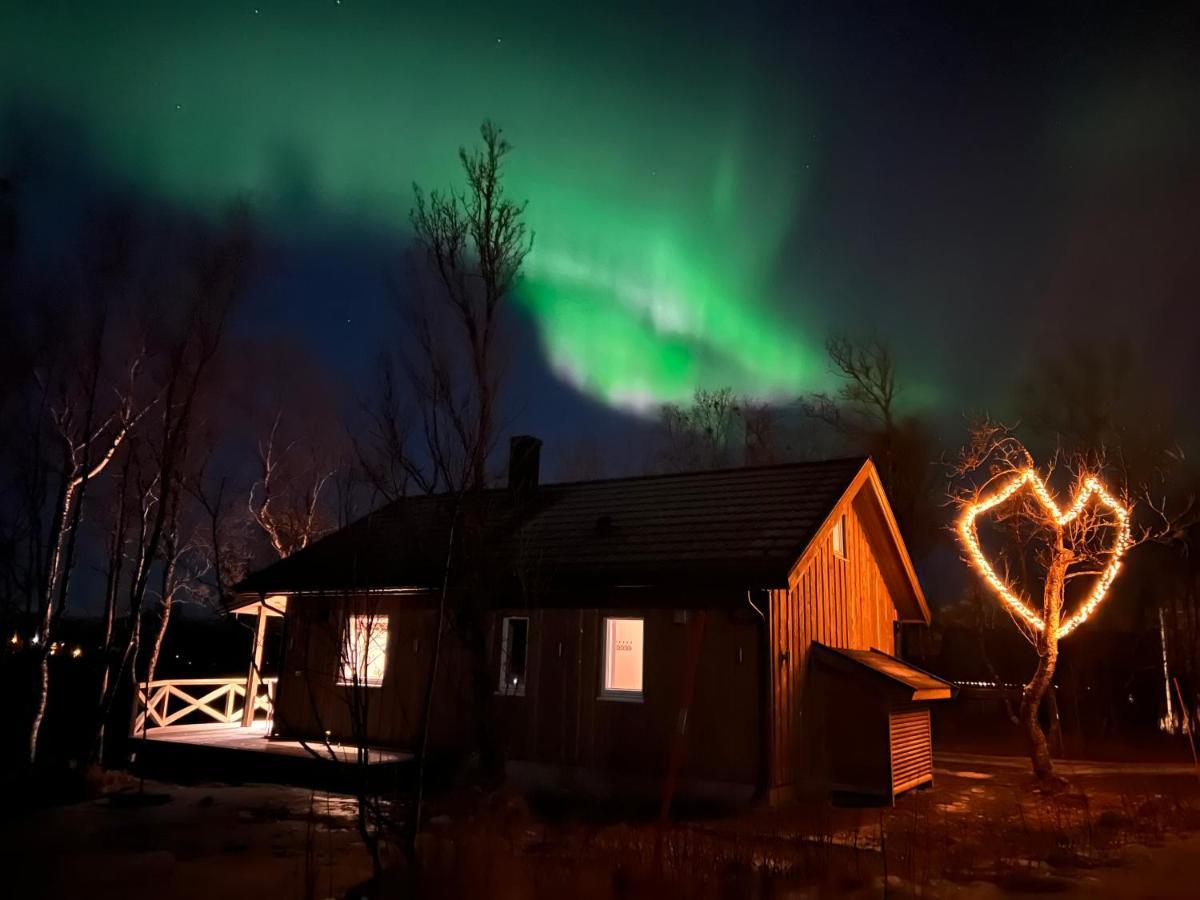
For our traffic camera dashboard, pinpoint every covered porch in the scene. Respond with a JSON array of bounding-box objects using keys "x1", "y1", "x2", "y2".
[{"x1": 130, "y1": 596, "x2": 408, "y2": 785}]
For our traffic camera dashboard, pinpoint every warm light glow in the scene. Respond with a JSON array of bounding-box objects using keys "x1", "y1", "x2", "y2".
[
  {"x1": 71, "y1": 646, "x2": 83, "y2": 659},
  {"x1": 957, "y1": 468, "x2": 1131, "y2": 639},
  {"x1": 602, "y1": 617, "x2": 644, "y2": 697},
  {"x1": 338, "y1": 614, "x2": 389, "y2": 687}
]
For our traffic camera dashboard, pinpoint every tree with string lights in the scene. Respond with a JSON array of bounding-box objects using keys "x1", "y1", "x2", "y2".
[{"x1": 951, "y1": 422, "x2": 1136, "y2": 783}]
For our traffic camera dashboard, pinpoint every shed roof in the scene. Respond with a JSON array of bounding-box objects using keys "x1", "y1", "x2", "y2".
[
  {"x1": 233, "y1": 456, "x2": 926, "y2": 619},
  {"x1": 812, "y1": 643, "x2": 953, "y2": 701}
]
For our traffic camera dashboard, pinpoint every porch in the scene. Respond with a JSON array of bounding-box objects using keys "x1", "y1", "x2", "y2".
[
  {"x1": 130, "y1": 598, "x2": 409, "y2": 788},
  {"x1": 130, "y1": 674, "x2": 410, "y2": 789},
  {"x1": 137, "y1": 719, "x2": 406, "y2": 765}
]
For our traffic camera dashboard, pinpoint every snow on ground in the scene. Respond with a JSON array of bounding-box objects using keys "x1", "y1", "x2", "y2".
[
  {"x1": 5, "y1": 752, "x2": 1200, "y2": 898},
  {"x1": 2, "y1": 781, "x2": 372, "y2": 900}
]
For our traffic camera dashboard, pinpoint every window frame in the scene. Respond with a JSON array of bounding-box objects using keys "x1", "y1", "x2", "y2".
[
  {"x1": 497, "y1": 615, "x2": 530, "y2": 697},
  {"x1": 831, "y1": 513, "x2": 848, "y2": 561},
  {"x1": 599, "y1": 615, "x2": 645, "y2": 703},
  {"x1": 336, "y1": 613, "x2": 390, "y2": 688}
]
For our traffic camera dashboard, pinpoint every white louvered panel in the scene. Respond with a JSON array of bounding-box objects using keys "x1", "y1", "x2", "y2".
[{"x1": 889, "y1": 708, "x2": 932, "y2": 796}]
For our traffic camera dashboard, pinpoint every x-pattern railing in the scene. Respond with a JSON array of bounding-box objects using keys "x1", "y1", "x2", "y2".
[{"x1": 132, "y1": 676, "x2": 277, "y2": 734}]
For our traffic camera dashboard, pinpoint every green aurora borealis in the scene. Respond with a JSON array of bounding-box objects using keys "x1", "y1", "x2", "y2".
[
  {"x1": 1, "y1": 2, "x2": 829, "y2": 411},
  {"x1": 7, "y1": 2, "x2": 1199, "y2": 426}
]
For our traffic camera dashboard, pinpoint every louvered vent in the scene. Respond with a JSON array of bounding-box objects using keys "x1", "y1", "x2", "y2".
[{"x1": 889, "y1": 708, "x2": 932, "y2": 796}]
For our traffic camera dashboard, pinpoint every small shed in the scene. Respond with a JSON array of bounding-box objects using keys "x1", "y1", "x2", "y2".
[{"x1": 809, "y1": 642, "x2": 954, "y2": 802}]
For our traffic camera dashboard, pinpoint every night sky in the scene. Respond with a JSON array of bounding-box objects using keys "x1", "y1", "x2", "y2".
[{"x1": 3, "y1": 2, "x2": 1199, "y2": 467}]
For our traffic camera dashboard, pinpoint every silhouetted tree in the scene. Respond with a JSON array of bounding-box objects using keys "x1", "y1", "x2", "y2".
[{"x1": 804, "y1": 334, "x2": 937, "y2": 556}]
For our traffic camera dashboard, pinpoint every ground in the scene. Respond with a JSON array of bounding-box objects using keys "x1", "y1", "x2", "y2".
[
  {"x1": 4, "y1": 754, "x2": 1200, "y2": 898},
  {"x1": 3, "y1": 780, "x2": 373, "y2": 900}
]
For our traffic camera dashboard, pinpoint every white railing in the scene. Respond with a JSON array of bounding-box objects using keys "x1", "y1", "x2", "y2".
[{"x1": 132, "y1": 676, "x2": 277, "y2": 734}]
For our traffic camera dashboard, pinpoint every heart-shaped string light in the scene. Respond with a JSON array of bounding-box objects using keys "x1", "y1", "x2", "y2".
[{"x1": 957, "y1": 468, "x2": 1131, "y2": 639}]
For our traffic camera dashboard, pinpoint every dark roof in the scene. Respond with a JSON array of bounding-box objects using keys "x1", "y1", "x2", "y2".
[
  {"x1": 233, "y1": 457, "x2": 868, "y2": 600},
  {"x1": 812, "y1": 643, "x2": 954, "y2": 701}
]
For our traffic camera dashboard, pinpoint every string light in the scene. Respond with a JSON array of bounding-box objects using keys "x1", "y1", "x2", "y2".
[{"x1": 957, "y1": 467, "x2": 1131, "y2": 639}]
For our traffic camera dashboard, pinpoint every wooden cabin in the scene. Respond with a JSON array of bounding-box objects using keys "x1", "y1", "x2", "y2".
[{"x1": 215, "y1": 440, "x2": 949, "y2": 804}]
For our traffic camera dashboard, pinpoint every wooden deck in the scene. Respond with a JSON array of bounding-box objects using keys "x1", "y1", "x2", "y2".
[
  {"x1": 138, "y1": 721, "x2": 409, "y2": 765},
  {"x1": 130, "y1": 676, "x2": 411, "y2": 789}
]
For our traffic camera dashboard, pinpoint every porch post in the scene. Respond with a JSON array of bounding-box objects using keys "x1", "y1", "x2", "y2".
[{"x1": 241, "y1": 603, "x2": 268, "y2": 727}]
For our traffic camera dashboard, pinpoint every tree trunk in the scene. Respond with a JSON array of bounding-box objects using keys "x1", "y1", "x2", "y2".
[
  {"x1": 145, "y1": 590, "x2": 173, "y2": 687},
  {"x1": 1019, "y1": 552, "x2": 1068, "y2": 782},
  {"x1": 29, "y1": 478, "x2": 82, "y2": 763},
  {"x1": 92, "y1": 475, "x2": 128, "y2": 765},
  {"x1": 1019, "y1": 645, "x2": 1057, "y2": 780}
]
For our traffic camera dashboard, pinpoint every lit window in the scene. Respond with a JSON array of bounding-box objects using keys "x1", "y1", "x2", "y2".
[
  {"x1": 601, "y1": 617, "x2": 644, "y2": 700},
  {"x1": 832, "y1": 514, "x2": 847, "y2": 559},
  {"x1": 498, "y1": 617, "x2": 529, "y2": 696},
  {"x1": 339, "y1": 614, "x2": 389, "y2": 687}
]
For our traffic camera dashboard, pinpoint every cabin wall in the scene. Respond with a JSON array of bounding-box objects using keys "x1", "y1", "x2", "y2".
[
  {"x1": 272, "y1": 594, "x2": 473, "y2": 752},
  {"x1": 769, "y1": 495, "x2": 899, "y2": 791},
  {"x1": 274, "y1": 594, "x2": 762, "y2": 792},
  {"x1": 492, "y1": 605, "x2": 762, "y2": 791}
]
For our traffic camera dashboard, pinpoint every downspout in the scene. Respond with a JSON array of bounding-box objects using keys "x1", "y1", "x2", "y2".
[{"x1": 746, "y1": 589, "x2": 770, "y2": 799}]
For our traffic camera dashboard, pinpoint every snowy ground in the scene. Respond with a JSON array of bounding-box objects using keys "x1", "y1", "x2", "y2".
[
  {"x1": 5, "y1": 753, "x2": 1200, "y2": 898},
  {"x1": 3, "y1": 780, "x2": 372, "y2": 900}
]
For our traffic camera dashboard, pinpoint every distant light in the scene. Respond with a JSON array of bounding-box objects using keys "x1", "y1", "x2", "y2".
[
  {"x1": 31, "y1": 633, "x2": 40, "y2": 645},
  {"x1": 8, "y1": 633, "x2": 17, "y2": 646},
  {"x1": 72, "y1": 646, "x2": 83, "y2": 659}
]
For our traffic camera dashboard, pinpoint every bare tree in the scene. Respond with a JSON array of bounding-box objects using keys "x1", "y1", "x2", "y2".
[
  {"x1": 26, "y1": 324, "x2": 149, "y2": 763},
  {"x1": 308, "y1": 122, "x2": 531, "y2": 877},
  {"x1": 950, "y1": 422, "x2": 1142, "y2": 782},
  {"x1": 804, "y1": 334, "x2": 937, "y2": 556},
  {"x1": 408, "y1": 120, "x2": 533, "y2": 492},
  {"x1": 89, "y1": 210, "x2": 252, "y2": 755},
  {"x1": 1015, "y1": 341, "x2": 1200, "y2": 735},
  {"x1": 658, "y1": 388, "x2": 740, "y2": 472},
  {"x1": 248, "y1": 410, "x2": 336, "y2": 559}
]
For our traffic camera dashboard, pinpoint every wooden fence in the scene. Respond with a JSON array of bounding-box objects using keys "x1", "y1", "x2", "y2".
[{"x1": 132, "y1": 676, "x2": 277, "y2": 734}]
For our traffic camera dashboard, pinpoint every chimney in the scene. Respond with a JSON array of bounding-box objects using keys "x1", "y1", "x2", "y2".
[{"x1": 508, "y1": 435, "x2": 542, "y2": 500}]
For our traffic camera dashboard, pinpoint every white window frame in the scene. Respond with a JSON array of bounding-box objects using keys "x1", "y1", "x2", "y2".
[
  {"x1": 498, "y1": 616, "x2": 530, "y2": 697},
  {"x1": 831, "y1": 513, "x2": 848, "y2": 560},
  {"x1": 337, "y1": 613, "x2": 389, "y2": 687},
  {"x1": 600, "y1": 616, "x2": 644, "y2": 702}
]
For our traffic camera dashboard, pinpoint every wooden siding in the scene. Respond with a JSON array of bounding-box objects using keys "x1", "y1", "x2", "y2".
[
  {"x1": 769, "y1": 490, "x2": 899, "y2": 789},
  {"x1": 272, "y1": 595, "x2": 474, "y2": 752},
  {"x1": 490, "y1": 605, "x2": 761, "y2": 787},
  {"x1": 275, "y1": 595, "x2": 762, "y2": 790},
  {"x1": 889, "y1": 707, "x2": 933, "y2": 796}
]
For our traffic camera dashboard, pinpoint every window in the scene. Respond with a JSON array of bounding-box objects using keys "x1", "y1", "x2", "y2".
[
  {"x1": 338, "y1": 614, "x2": 389, "y2": 687},
  {"x1": 498, "y1": 617, "x2": 529, "y2": 696},
  {"x1": 831, "y1": 513, "x2": 847, "y2": 560},
  {"x1": 601, "y1": 617, "x2": 644, "y2": 700}
]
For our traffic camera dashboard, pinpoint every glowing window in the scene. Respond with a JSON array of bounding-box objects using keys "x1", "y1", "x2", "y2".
[
  {"x1": 832, "y1": 514, "x2": 847, "y2": 560},
  {"x1": 498, "y1": 617, "x2": 529, "y2": 696},
  {"x1": 338, "y1": 614, "x2": 389, "y2": 687},
  {"x1": 601, "y1": 617, "x2": 644, "y2": 700}
]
